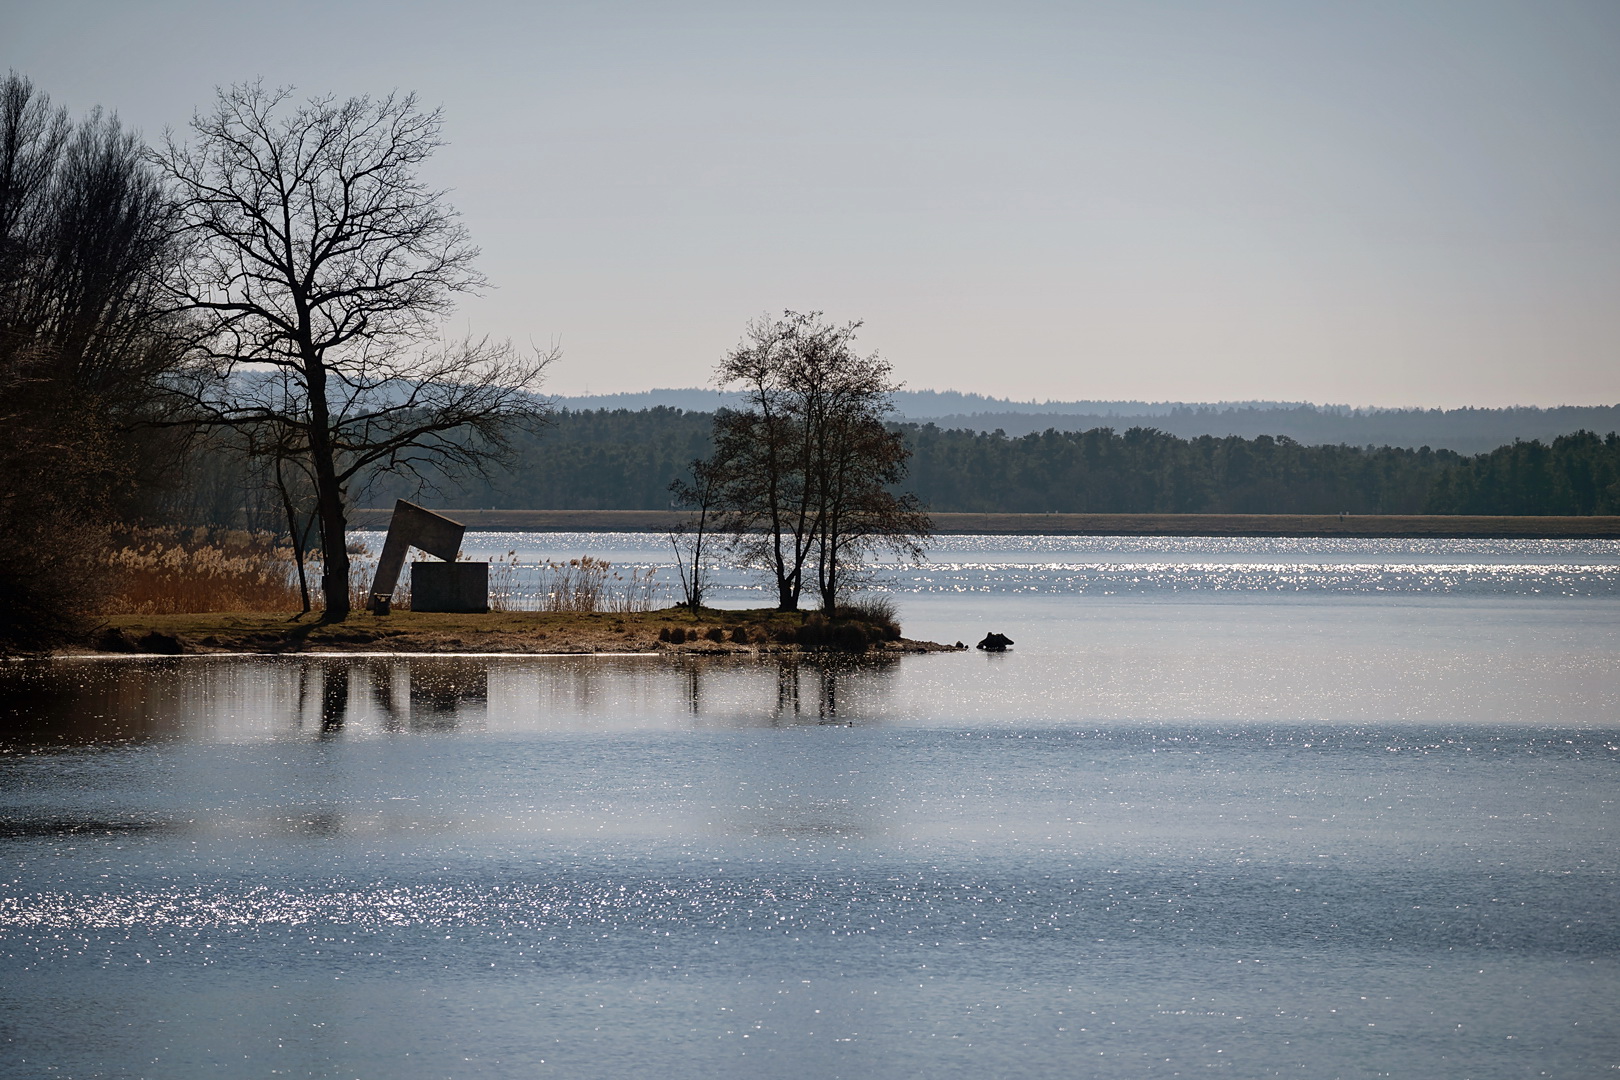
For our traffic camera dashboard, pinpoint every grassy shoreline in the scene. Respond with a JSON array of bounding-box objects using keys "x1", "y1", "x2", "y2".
[
  {"x1": 351, "y1": 508, "x2": 1620, "y2": 539},
  {"x1": 70, "y1": 608, "x2": 960, "y2": 657}
]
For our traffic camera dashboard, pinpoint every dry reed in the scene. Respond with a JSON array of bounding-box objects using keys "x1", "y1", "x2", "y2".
[
  {"x1": 104, "y1": 531, "x2": 661, "y2": 616},
  {"x1": 486, "y1": 554, "x2": 660, "y2": 613},
  {"x1": 487, "y1": 549, "x2": 521, "y2": 612},
  {"x1": 103, "y1": 528, "x2": 302, "y2": 614},
  {"x1": 538, "y1": 556, "x2": 660, "y2": 613}
]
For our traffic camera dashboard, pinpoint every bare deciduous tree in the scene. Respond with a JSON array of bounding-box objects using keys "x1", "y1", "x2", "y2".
[
  {"x1": 154, "y1": 83, "x2": 552, "y2": 619},
  {"x1": 668, "y1": 456, "x2": 725, "y2": 611},
  {"x1": 808, "y1": 393, "x2": 928, "y2": 612},
  {"x1": 709, "y1": 311, "x2": 930, "y2": 611}
]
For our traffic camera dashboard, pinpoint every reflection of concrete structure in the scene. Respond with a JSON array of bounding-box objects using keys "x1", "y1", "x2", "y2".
[
  {"x1": 409, "y1": 660, "x2": 489, "y2": 725},
  {"x1": 367, "y1": 500, "x2": 471, "y2": 612}
]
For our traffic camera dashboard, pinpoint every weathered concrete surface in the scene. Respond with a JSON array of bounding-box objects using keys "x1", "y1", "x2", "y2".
[
  {"x1": 368, "y1": 500, "x2": 467, "y2": 608},
  {"x1": 411, "y1": 560, "x2": 489, "y2": 613}
]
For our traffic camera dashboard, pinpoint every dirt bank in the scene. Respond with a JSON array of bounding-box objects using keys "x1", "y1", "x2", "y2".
[{"x1": 70, "y1": 608, "x2": 962, "y2": 657}]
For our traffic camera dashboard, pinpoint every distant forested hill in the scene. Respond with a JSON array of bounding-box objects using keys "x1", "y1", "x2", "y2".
[
  {"x1": 355, "y1": 409, "x2": 1620, "y2": 517},
  {"x1": 905, "y1": 404, "x2": 1620, "y2": 455},
  {"x1": 553, "y1": 391, "x2": 1620, "y2": 455}
]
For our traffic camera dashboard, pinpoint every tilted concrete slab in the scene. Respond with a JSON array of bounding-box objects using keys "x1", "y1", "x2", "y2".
[{"x1": 368, "y1": 500, "x2": 467, "y2": 609}]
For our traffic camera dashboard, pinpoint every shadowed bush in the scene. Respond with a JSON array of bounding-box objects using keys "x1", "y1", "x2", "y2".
[
  {"x1": 0, "y1": 509, "x2": 111, "y2": 652},
  {"x1": 834, "y1": 595, "x2": 901, "y2": 640}
]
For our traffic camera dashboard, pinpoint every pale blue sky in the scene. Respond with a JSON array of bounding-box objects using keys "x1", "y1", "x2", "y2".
[{"x1": 6, "y1": 0, "x2": 1617, "y2": 405}]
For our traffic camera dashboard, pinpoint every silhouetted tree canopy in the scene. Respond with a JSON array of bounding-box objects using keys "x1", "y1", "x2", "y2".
[
  {"x1": 704, "y1": 312, "x2": 928, "y2": 611},
  {"x1": 154, "y1": 83, "x2": 552, "y2": 619}
]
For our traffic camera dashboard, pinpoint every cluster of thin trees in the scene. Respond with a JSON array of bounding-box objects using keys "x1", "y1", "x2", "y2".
[
  {"x1": 2, "y1": 75, "x2": 553, "y2": 645},
  {"x1": 1, "y1": 75, "x2": 185, "y2": 645},
  {"x1": 669, "y1": 312, "x2": 929, "y2": 613}
]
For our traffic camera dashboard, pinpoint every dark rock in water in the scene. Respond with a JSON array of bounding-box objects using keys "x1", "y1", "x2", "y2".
[
  {"x1": 954, "y1": 640, "x2": 966, "y2": 650},
  {"x1": 976, "y1": 632, "x2": 1014, "y2": 651}
]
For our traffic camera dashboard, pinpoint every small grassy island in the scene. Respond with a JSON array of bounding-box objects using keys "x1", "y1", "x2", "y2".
[{"x1": 83, "y1": 607, "x2": 960, "y2": 657}]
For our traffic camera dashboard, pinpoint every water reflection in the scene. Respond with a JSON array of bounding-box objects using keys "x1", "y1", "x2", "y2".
[
  {"x1": 318, "y1": 662, "x2": 347, "y2": 734},
  {"x1": 767, "y1": 659, "x2": 859, "y2": 725},
  {"x1": 408, "y1": 662, "x2": 488, "y2": 728},
  {"x1": 0, "y1": 818, "x2": 172, "y2": 839},
  {"x1": 0, "y1": 654, "x2": 900, "y2": 747},
  {"x1": 0, "y1": 656, "x2": 191, "y2": 745}
]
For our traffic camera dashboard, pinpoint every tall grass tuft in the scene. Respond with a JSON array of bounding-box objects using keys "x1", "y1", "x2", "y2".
[
  {"x1": 103, "y1": 528, "x2": 302, "y2": 614},
  {"x1": 834, "y1": 594, "x2": 901, "y2": 640},
  {"x1": 535, "y1": 557, "x2": 660, "y2": 613},
  {"x1": 487, "y1": 549, "x2": 521, "y2": 612},
  {"x1": 482, "y1": 554, "x2": 660, "y2": 614}
]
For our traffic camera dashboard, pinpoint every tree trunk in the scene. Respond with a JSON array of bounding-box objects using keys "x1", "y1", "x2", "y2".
[
  {"x1": 275, "y1": 457, "x2": 312, "y2": 616},
  {"x1": 313, "y1": 463, "x2": 349, "y2": 621},
  {"x1": 817, "y1": 522, "x2": 840, "y2": 613},
  {"x1": 304, "y1": 358, "x2": 350, "y2": 621}
]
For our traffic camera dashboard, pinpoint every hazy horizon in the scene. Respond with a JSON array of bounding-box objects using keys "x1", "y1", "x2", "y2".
[
  {"x1": 6, "y1": 0, "x2": 1617, "y2": 407},
  {"x1": 549, "y1": 386, "x2": 1620, "y2": 413}
]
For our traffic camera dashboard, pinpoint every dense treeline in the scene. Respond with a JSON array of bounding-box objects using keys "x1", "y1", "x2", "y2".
[
  {"x1": 362, "y1": 407, "x2": 714, "y2": 511},
  {"x1": 1426, "y1": 431, "x2": 1620, "y2": 515},
  {"x1": 0, "y1": 75, "x2": 188, "y2": 648},
  {"x1": 344, "y1": 410, "x2": 1620, "y2": 517},
  {"x1": 910, "y1": 403, "x2": 1620, "y2": 456},
  {"x1": 903, "y1": 426, "x2": 1457, "y2": 514}
]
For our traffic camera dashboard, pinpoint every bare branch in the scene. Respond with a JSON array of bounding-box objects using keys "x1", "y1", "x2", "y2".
[{"x1": 150, "y1": 83, "x2": 546, "y2": 619}]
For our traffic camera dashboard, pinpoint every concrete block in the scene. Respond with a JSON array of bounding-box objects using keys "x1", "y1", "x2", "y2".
[
  {"x1": 411, "y1": 561, "x2": 488, "y2": 613},
  {"x1": 369, "y1": 501, "x2": 467, "y2": 611}
]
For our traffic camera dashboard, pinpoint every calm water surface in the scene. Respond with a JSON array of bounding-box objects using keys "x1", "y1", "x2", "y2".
[{"x1": 1, "y1": 536, "x2": 1616, "y2": 1078}]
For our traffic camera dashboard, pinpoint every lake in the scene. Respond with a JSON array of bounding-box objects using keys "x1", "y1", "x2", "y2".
[{"x1": 2, "y1": 535, "x2": 1617, "y2": 1078}]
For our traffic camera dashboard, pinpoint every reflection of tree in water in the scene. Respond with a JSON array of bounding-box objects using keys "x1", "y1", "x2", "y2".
[
  {"x1": 290, "y1": 658, "x2": 488, "y2": 734},
  {"x1": 320, "y1": 662, "x2": 349, "y2": 734},
  {"x1": 368, "y1": 662, "x2": 403, "y2": 732},
  {"x1": 774, "y1": 660, "x2": 801, "y2": 720},
  {"x1": 818, "y1": 661, "x2": 844, "y2": 722},
  {"x1": 768, "y1": 657, "x2": 895, "y2": 725},
  {"x1": 660, "y1": 655, "x2": 894, "y2": 726},
  {"x1": 0, "y1": 660, "x2": 190, "y2": 747},
  {"x1": 293, "y1": 661, "x2": 352, "y2": 736}
]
